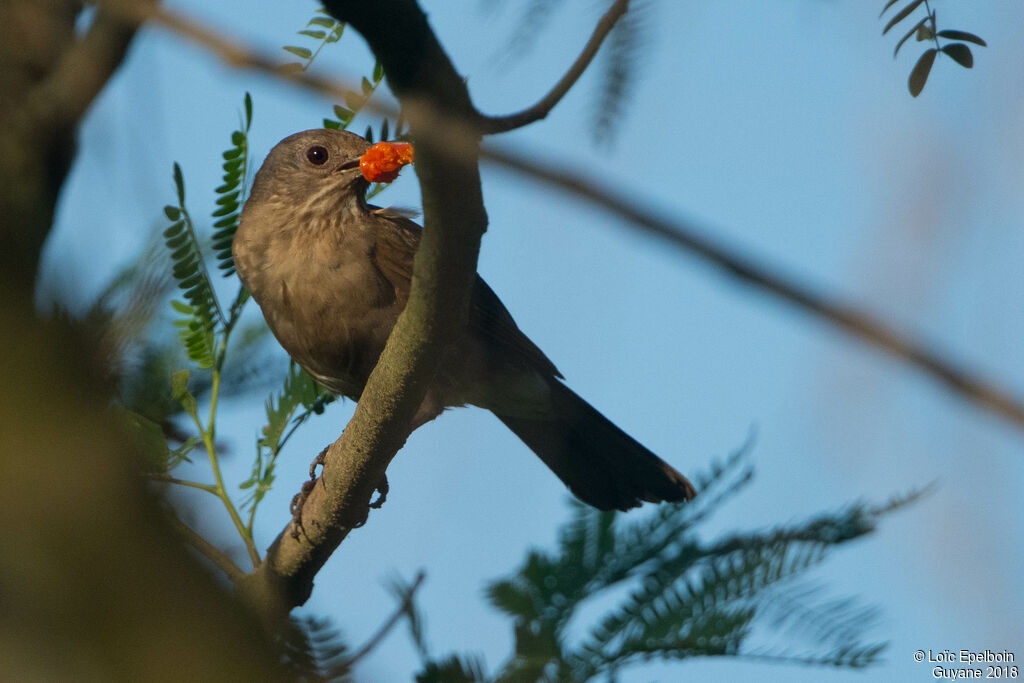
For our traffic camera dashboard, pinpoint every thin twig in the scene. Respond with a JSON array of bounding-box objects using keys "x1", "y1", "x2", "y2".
[
  {"x1": 338, "y1": 571, "x2": 426, "y2": 672},
  {"x1": 477, "y1": 0, "x2": 631, "y2": 134},
  {"x1": 148, "y1": 474, "x2": 219, "y2": 495},
  {"x1": 481, "y1": 144, "x2": 1024, "y2": 432},
  {"x1": 165, "y1": 510, "x2": 246, "y2": 582},
  {"x1": 103, "y1": 0, "x2": 361, "y2": 106}
]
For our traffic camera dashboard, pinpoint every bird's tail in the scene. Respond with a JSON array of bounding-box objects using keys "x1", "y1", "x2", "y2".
[{"x1": 495, "y1": 381, "x2": 696, "y2": 511}]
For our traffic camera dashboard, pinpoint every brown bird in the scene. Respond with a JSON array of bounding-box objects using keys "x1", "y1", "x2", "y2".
[{"x1": 233, "y1": 129, "x2": 696, "y2": 511}]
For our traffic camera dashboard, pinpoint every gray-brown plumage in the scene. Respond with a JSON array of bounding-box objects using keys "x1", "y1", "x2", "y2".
[{"x1": 233, "y1": 129, "x2": 696, "y2": 511}]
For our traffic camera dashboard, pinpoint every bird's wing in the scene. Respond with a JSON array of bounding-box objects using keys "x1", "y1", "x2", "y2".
[{"x1": 371, "y1": 209, "x2": 563, "y2": 379}]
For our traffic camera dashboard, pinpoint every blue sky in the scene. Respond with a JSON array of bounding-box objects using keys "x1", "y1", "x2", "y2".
[{"x1": 45, "y1": 0, "x2": 1023, "y2": 680}]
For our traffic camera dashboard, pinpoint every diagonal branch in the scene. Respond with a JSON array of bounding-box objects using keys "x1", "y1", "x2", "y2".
[
  {"x1": 165, "y1": 510, "x2": 246, "y2": 583},
  {"x1": 338, "y1": 571, "x2": 426, "y2": 673},
  {"x1": 476, "y1": 0, "x2": 631, "y2": 134},
  {"x1": 481, "y1": 143, "x2": 1024, "y2": 430},
  {"x1": 25, "y1": 0, "x2": 148, "y2": 130}
]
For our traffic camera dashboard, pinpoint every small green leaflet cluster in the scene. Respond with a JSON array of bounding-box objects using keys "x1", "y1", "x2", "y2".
[
  {"x1": 161, "y1": 92, "x2": 253, "y2": 373},
  {"x1": 212, "y1": 92, "x2": 253, "y2": 277},
  {"x1": 881, "y1": 0, "x2": 987, "y2": 97},
  {"x1": 281, "y1": 11, "x2": 410, "y2": 202},
  {"x1": 280, "y1": 9, "x2": 399, "y2": 144},
  {"x1": 325, "y1": 61, "x2": 384, "y2": 131},
  {"x1": 163, "y1": 165, "x2": 224, "y2": 370},
  {"x1": 282, "y1": 9, "x2": 346, "y2": 73},
  {"x1": 281, "y1": 12, "x2": 407, "y2": 199},
  {"x1": 241, "y1": 361, "x2": 336, "y2": 510}
]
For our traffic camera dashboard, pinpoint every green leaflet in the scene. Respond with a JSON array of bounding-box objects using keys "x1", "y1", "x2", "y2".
[
  {"x1": 281, "y1": 9, "x2": 345, "y2": 72},
  {"x1": 211, "y1": 92, "x2": 253, "y2": 277},
  {"x1": 880, "y1": 1, "x2": 986, "y2": 96},
  {"x1": 162, "y1": 165, "x2": 222, "y2": 370},
  {"x1": 240, "y1": 361, "x2": 336, "y2": 511}
]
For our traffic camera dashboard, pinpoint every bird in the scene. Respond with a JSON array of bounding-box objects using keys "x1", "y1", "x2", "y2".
[{"x1": 233, "y1": 128, "x2": 696, "y2": 511}]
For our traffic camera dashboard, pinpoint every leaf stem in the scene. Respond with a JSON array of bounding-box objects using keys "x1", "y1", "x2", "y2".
[
  {"x1": 203, "y1": 366, "x2": 261, "y2": 567},
  {"x1": 923, "y1": 0, "x2": 942, "y2": 51},
  {"x1": 148, "y1": 474, "x2": 219, "y2": 495},
  {"x1": 179, "y1": 205, "x2": 226, "y2": 326}
]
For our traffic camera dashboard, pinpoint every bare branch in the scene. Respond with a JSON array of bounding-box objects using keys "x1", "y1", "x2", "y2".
[
  {"x1": 165, "y1": 511, "x2": 246, "y2": 583},
  {"x1": 477, "y1": 0, "x2": 631, "y2": 134},
  {"x1": 103, "y1": 1, "x2": 385, "y2": 118},
  {"x1": 338, "y1": 571, "x2": 426, "y2": 673},
  {"x1": 1, "y1": 0, "x2": 146, "y2": 295},
  {"x1": 481, "y1": 143, "x2": 1024, "y2": 432}
]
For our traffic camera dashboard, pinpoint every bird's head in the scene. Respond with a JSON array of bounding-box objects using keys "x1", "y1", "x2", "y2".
[{"x1": 247, "y1": 128, "x2": 373, "y2": 209}]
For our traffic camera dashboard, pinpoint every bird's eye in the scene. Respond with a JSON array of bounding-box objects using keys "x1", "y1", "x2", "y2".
[{"x1": 306, "y1": 145, "x2": 329, "y2": 165}]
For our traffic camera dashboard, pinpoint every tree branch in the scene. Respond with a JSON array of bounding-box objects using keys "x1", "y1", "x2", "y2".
[
  {"x1": 239, "y1": 0, "x2": 488, "y2": 618},
  {"x1": 476, "y1": 0, "x2": 631, "y2": 134},
  {"x1": 25, "y1": 0, "x2": 148, "y2": 130},
  {"x1": 338, "y1": 571, "x2": 426, "y2": 673},
  {"x1": 481, "y1": 143, "x2": 1024, "y2": 431},
  {"x1": 1, "y1": 0, "x2": 146, "y2": 296}
]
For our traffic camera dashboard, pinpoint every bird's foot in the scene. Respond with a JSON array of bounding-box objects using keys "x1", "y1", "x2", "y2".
[
  {"x1": 370, "y1": 474, "x2": 388, "y2": 509},
  {"x1": 353, "y1": 475, "x2": 389, "y2": 528},
  {"x1": 289, "y1": 445, "x2": 330, "y2": 538}
]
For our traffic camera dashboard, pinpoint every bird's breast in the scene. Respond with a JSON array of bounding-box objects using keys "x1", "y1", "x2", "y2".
[{"x1": 260, "y1": 254, "x2": 400, "y2": 400}]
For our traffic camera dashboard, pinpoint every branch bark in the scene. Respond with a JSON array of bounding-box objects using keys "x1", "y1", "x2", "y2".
[
  {"x1": 240, "y1": 0, "x2": 488, "y2": 618},
  {"x1": 483, "y1": 144, "x2": 1024, "y2": 429}
]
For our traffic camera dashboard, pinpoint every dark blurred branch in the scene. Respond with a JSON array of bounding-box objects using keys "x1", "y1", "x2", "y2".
[
  {"x1": 477, "y1": 0, "x2": 631, "y2": 134},
  {"x1": 484, "y1": 144, "x2": 1024, "y2": 431},
  {"x1": 0, "y1": 0, "x2": 146, "y2": 297},
  {"x1": 26, "y1": 1, "x2": 147, "y2": 130}
]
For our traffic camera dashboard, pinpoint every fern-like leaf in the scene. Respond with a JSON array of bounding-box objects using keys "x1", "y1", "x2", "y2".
[
  {"x1": 482, "y1": 447, "x2": 919, "y2": 681},
  {"x1": 322, "y1": 59, "x2": 385, "y2": 131},
  {"x1": 282, "y1": 10, "x2": 345, "y2": 72},
  {"x1": 277, "y1": 615, "x2": 353, "y2": 681},
  {"x1": 416, "y1": 655, "x2": 488, "y2": 683},
  {"x1": 211, "y1": 92, "x2": 253, "y2": 277},
  {"x1": 241, "y1": 361, "x2": 335, "y2": 509},
  {"x1": 162, "y1": 166, "x2": 222, "y2": 369}
]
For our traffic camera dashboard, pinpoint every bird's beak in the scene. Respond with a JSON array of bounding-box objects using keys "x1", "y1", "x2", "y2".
[{"x1": 336, "y1": 157, "x2": 362, "y2": 174}]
